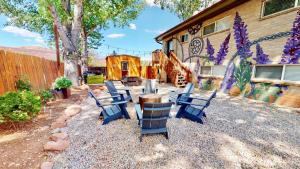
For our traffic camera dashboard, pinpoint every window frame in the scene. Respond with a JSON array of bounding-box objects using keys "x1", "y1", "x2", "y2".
[
  {"x1": 200, "y1": 65, "x2": 226, "y2": 77},
  {"x1": 252, "y1": 64, "x2": 300, "y2": 83},
  {"x1": 202, "y1": 16, "x2": 230, "y2": 36},
  {"x1": 180, "y1": 34, "x2": 189, "y2": 43},
  {"x1": 200, "y1": 66, "x2": 212, "y2": 75},
  {"x1": 261, "y1": 0, "x2": 300, "y2": 18}
]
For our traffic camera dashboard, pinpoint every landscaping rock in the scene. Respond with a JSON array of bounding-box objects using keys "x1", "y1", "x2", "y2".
[
  {"x1": 40, "y1": 162, "x2": 54, "y2": 169},
  {"x1": 49, "y1": 133, "x2": 68, "y2": 142},
  {"x1": 44, "y1": 140, "x2": 70, "y2": 151},
  {"x1": 50, "y1": 118, "x2": 67, "y2": 129},
  {"x1": 64, "y1": 105, "x2": 82, "y2": 118}
]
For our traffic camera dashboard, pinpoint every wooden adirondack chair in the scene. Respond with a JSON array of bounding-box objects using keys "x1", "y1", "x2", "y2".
[
  {"x1": 169, "y1": 82, "x2": 194, "y2": 105},
  {"x1": 135, "y1": 102, "x2": 172, "y2": 142},
  {"x1": 88, "y1": 90, "x2": 130, "y2": 125},
  {"x1": 105, "y1": 81, "x2": 133, "y2": 102},
  {"x1": 176, "y1": 90, "x2": 217, "y2": 124}
]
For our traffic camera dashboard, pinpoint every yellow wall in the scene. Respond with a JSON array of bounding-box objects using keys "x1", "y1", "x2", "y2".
[{"x1": 106, "y1": 55, "x2": 141, "y2": 80}]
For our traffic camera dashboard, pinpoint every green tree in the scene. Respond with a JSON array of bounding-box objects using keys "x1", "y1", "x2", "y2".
[
  {"x1": 0, "y1": 0, "x2": 143, "y2": 85},
  {"x1": 154, "y1": 0, "x2": 213, "y2": 20}
]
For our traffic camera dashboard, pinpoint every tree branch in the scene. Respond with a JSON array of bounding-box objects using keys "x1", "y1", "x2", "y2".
[{"x1": 48, "y1": 5, "x2": 75, "y2": 52}]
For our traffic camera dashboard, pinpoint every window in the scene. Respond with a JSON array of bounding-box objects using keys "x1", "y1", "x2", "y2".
[
  {"x1": 212, "y1": 65, "x2": 226, "y2": 76},
  {"x1": 201, "y1": 66, "x2": 212, "y2": 75},
  {"x1": 254, "y1": 65, "x2": 283, "y2": 80},
  {"x1": 283, "y1": 65, "x2": 300, "y2": 81},
  {"x1": 263, "y1": 0, "x2": 299, "y2": 17},
  {"x1": 181, "y1": 34, "x2": 189, "y2": 43},
  {"x1": 203, "y1": 16, "x2": 230, "y2": 36}
]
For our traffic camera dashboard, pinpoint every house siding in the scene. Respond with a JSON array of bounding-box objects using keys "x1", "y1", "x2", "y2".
[{"x1": 162, "y1": 0, "x2": 299, "y2": 65}]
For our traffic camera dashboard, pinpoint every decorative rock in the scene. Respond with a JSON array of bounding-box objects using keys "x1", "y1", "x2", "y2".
[
  {"x1": 50, "y1": 117, "x2": 67, "y2": 129},
  {"x1": 229, "y1": 86, "x2": 241, "y2": 96},
  {"x1": 49, "y1": 132, "x2": 68, "y2": 141},
  {"x1": 80, "y1": 84, "x2": 90, "y2": 90},
  {"x1": 44, "y1": 140, "x2": 70, "y2": 151},
  {"x1": 41, "y1": 162, "x2": 54, "y2": 169},
  {"x1": 64, "y1": 105, "x2": 82, "y2": 118},
  {"x1": 93, "y1": 89, "x2": 102, "y2": 95}
]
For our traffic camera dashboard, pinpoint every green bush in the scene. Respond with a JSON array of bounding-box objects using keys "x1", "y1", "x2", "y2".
[
  {"x1": 54, "y1": 77, "x2": 72, "y2": 90},
  {"x1": 40, "y1": 89, "x2": 53, "y2": 103},
  {"x1": 0, "y1": 91, "x2": 41, "y2": 123},
  {"x1": 16, "y1": 76, "x2": 31, "y2": 91},
  {"x1": 202, "y1": 79, "x2": 214, "y2": 91},
  {"x1": 87, "y1": 75, "x2": 105, "y2": 84}
]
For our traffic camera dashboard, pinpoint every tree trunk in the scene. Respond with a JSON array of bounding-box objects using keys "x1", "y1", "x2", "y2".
[
  {"x1": 81, "y1": 28, "x2": 88, "y2": 76},
  {"x1": 64, "y1": 58, "x2": 79, "y2": 86}
]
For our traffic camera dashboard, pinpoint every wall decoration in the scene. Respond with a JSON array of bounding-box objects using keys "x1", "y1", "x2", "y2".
[
  {"x1": 280, "y1": 10, "x2": 300, "y2": 64},
  {"x1": 215, "y1": 33, "x2": 231, "y2": 65},
  {"x1": 234, "y1": 60, "x2": 252, "y2": 91},
  {"x1": 189, "y1": 37, "x2": 204, "y2": 56},
  {"x1": 194, "y1": 58, "x2": 201, "y2": 74},
  {"x1": 188, "y1": 23, "x2": 202, "y2": 35},
  {"x1": 254, "y1": 43, "x2": 270, "y2": 64},
  {"x1": 233, "y1": 12, "x2": 252, "y2": 60},
  {"x1": 206, "y1": 38, "x2": 215, "y2": 62}
]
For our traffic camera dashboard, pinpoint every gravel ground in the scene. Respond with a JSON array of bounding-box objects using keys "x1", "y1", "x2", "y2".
[{"x1": 53, "y1": 83, "x2": 300, "y2": 169}]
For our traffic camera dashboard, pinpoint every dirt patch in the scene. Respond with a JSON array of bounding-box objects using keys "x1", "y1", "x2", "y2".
[{"x1": 0, "y1": 89, "x2": 87, "y2": 169}]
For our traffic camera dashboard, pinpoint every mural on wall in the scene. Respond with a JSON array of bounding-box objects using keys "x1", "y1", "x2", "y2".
[
  {"x1": 215, "y1": 33, "x2": 231, "y2": 65},
  {"x1": 188, "y1": 23, "x2": 202, "y2": 35},
  {"x1": 197, "y1": 10, "x2": 300, "y2": 108},
  {"x1": 206, "y1": 38, "x2": 215, "y2": 62},
  {"x1": 254, "y1": 43, "x2": 270, "y2": 64},
  {"x1": 187, "y1": 37, "x2": 204, "y2": 62},
  {"x1": 280, "y1": 10, "x2": 300, "y2": 64}
]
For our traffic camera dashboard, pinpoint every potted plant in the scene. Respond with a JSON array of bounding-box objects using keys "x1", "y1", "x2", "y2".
[{"x1": 54, "y1": 77, "x2": 72, "y2": 99}]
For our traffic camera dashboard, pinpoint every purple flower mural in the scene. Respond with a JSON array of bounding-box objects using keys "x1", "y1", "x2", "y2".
[
  {"x1": 206, "y1": 38, "x2": 215, "y2": 62},
  {"x1": 215, "y1": 33, "x2": 231, "y2": 65},
  {"x1": 280, "y1": 10, "x2": 300, "y2": 64},
  {"x1": 254, "y1": 43, "x2": 270, "y2": 64},
  {"x1": 221, "y1": 62, "x2": 236, "y2": 92},
  {"x1": 194, "y1": 58, "x2": 201, "y2": 74},
  {"x1": 233, "y1": 12, "x2": 252, "y2": 59}
]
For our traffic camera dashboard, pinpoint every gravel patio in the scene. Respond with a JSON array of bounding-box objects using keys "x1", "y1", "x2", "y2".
[{"x1": 52, "y1": 83, "x2": 300, "y2": 169}]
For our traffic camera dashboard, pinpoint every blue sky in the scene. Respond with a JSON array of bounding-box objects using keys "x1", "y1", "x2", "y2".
[{"x1": 0, "y1": 5, "x2": 180, "y2": 60}]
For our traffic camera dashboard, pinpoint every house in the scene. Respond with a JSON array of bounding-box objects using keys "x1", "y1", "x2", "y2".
[
  {"x1": 106, "y1": 54, "x2": 141, "y2": 80},
  {"x1": 154, "y1": 0, "x2": 300, "y2": 107}
]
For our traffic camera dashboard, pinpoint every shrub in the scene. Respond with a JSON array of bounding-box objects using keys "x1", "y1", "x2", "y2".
[
  {"x1": 0, "y1": 91, "x2": 41, "y2": 123},
  {"x1": 54, "y1": 77, "x2": 72, "y2": 90},
  {"x1": 40, "y1": 89, "x2": 53, "y2": 103},
  {"x1": 87, "y1": 74, "x2": 105, "y2": 84},
  {"x1": 202, "y1": 79, "x2": 214, "y2": 91},
  {"x1": 16, "y1": 76, "x2": 31, "y2": 91}
]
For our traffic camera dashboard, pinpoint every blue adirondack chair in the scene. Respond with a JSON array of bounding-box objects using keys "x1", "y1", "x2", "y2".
[
  {"x1": 169, "y1": 82, "x2": 194, "y2": 105},
  {"x1": 135, "y1": 102, "x2": 172, "y2": 142},
  {"x1": 105, "y1": 81, "x2": 133, "y2": 102},
  {"x1": 88, "y1": 89, "x2": 130, "y2": 125},
  {"x1": 176, "y1": 90, "x2": 217, "y2": 124}
]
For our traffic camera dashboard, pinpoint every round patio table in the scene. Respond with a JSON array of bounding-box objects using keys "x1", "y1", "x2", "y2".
[{"x1": 139, "y1": 93, "x2": 162, "y2": 110}]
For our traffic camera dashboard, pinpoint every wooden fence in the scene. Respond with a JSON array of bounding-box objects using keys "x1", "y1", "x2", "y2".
[{"x1": 0, "y1": 50, "x2": 64, "y2": 95}]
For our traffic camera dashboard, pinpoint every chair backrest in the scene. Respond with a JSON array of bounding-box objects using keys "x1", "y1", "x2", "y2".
[
  {"x1": 178, "y1": 83, "x2": 194, "y2": 102},
  {"x1": 88, "y1": 90, "x2": 102, "y2": 107},
  {"x1": 105, "y1": 81, "x2": 121, "y2": 102},
  {"x1": 142, "y1": 102, "x2": 172, "y2": 129}
]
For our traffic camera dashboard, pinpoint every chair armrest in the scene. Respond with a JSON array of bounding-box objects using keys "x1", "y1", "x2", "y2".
[
  {"x1": 177, "y1": 101, "x2": 206, "y2": 107},
  {"x1": 97, "y1": 95, "x2": 120, "y2": 100},
  {"x1": 188, "y1": 97, "x2": 208, "y2": 101},
  {"x1": 100, "y1": 100, "x2": 128, "y2": 107},
  {"x1": 116, "y1": 88, "x2": 131, "y2": 91},
  {"x1": 135, "y1": 104, "x2": 143, "y2": 121}
]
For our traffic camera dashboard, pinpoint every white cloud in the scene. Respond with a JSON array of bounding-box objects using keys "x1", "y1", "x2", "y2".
[
  {"x1": 2, "y1": 26, "x2": 45, "y2": 45},
  {"x1": 107, "y1": 33, "x2": 125, "y2": 38},
  {"x1": 145, "y1": 0, "x2": 158, "y2": 7},
  {"x1": 129, "y1": 23, "x2": 137, "y2": 30},
  {"x1": 144, "y1": 29, "x2": 166, "y2": 34}
]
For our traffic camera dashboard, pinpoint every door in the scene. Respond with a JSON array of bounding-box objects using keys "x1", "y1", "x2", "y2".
[
  {"x1": 166, "y1": 39, "x2": 173, "y2": 57},
  {"x1": 121, "y1": 61, "x2": 129, "y2": 79}
]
